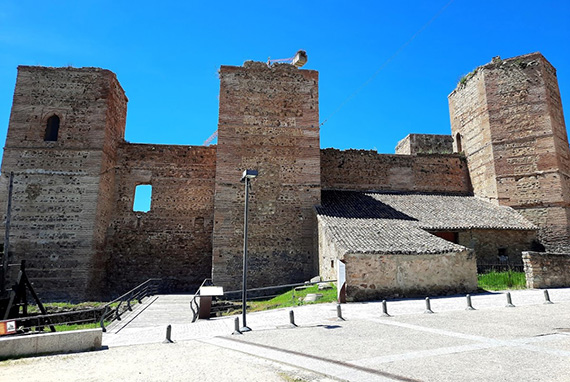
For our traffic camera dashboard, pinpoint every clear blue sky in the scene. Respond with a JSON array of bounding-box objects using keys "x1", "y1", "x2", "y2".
[{"x1": 1, "y1": 0, "x2": 569, "y2": 154}]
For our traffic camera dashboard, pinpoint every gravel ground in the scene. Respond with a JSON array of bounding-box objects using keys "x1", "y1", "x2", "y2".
[{"x1": 0, "y1": 340, "x2": 336, "y2": 382}]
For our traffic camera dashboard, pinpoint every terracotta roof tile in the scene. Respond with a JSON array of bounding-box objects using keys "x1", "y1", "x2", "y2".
[{"x1": 316, "y1": 191, "x2": 536, "y2": 255}]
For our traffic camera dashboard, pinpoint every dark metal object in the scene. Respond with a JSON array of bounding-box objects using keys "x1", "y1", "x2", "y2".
[
  {"x1": 240, "y1": 169, "x2": 257, "y2": 333},
  {"x1": 424, "y1": 297, "x2": 434, "y2": 314},
  {"x1": 505, "y1": 292, "x2": 515, "y2": 307},
  {"x1": 100, "y1": 306, "x2": 108, "y2": 332},
  {"x1": 163, "y1": 324, "x2": 174, "y2": 343},
  {"x1": 222, "y1": 279, "x2": 337, "y2": 301},
  {"x1": 381, "y1": 300, "x2": 391, "y2": 317},
  {"x1": 232, "y1": 317, "x2": 242, "y2": 335},
  {"x1": 1, "y1": 278, "x2": 161, "y2": 334},
  {"x1": 2, "y1": 260, "x2": 55, "y2": 332},
  {"x1": 466, "y1": 294, "x2": 475, "y2": 310},
  {"x1": 477, "y1": 263, "x2": 524, "y2": 273},
  {"x1": 289, "y1": 310, "x2": 297, "y2": 327},
  {"x1": 543, "y1": 289, "x2": 553, "y2": 304},
  {"x1": 189, "y1": 278, "x2": 213, "y2": 323},
  {"x1": 336, "y1": 303, "x2": 345, "y2": 321}
]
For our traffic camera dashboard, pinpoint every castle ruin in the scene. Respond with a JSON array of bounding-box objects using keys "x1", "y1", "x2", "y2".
[{"x1": 0, "y1": 52, "x2": 567, "y2": 301}]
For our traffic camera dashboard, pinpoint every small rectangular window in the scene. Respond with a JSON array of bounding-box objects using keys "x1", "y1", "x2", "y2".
[
  {"x1": 44, "y1": 115, "x2": 60, "y2": 141},
  {"x1": 133, "y1": 184, "x2": 152, "y2": 212}
]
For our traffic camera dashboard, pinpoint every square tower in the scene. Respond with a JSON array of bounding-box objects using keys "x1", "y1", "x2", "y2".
[
  {"x1": 0, "y1": 66, "x2": 127, "y2": 300},
  {"x1": 212, "y1": 62, "x2": 321, "y2": 289},
  {"x1": 449, "y1": 53, "x2": 570, "y2": 251}
]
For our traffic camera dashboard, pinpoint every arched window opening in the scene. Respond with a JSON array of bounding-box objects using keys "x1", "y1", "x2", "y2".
[
  {"x1": 44, "y1": 115, "x2": 60, "y2": 141},
  {"x1": 133, "y1": 184, "x2": 152, "y2": 212},
  {"x1": 455, "y1": 133, "x2": 463, "y2": 153}
]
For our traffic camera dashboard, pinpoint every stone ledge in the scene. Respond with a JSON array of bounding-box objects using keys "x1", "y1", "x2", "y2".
[{"x1": 0, "y1": 328, "x2": 102, "y2": 360}]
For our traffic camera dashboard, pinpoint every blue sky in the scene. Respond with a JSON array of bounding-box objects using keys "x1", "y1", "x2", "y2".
[{"x1": 1, "y1": 0, "x2": 569, "y2": 154}]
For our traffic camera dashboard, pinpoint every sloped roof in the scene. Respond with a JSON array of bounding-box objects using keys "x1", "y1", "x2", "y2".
[{"x1": 316, "y1": 191, "x2": 536, "y2": 255}]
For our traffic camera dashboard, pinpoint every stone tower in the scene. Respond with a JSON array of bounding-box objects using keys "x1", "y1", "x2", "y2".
[
  {"x1": 449, "y1": 53, "x2": 570, "y2": 252},
  {"x1": 212, "y1": 62, "x2": 321, "y2": 289},
  {"x1": 0, "y1": 66, "x2": 127, "y2": 300}
]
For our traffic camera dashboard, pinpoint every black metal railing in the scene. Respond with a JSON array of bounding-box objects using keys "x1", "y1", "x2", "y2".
[
  {"x1": 222, "y1": 279, "x2": 337, "y2": 302},
  {"x1": 189, "y1": 278, "x2": 213, "y2": 323},
  {"x1": 3, "y1": 278, "x2": 162, "y2": 335},
  {"x1": 191, "y1": 279, "x2": 338, "y2": 321},
  {"x1": 477, "y1": 263, "x2": 524, "y2": 274}
]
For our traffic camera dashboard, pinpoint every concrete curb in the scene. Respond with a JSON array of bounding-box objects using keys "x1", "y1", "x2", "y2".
[{"x1": 0, "y1": 328, "x2": 102, "y2": 359}]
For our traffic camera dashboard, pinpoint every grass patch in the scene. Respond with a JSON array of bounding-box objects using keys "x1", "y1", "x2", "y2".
[
  {"x1": 52, "y1": 321, "x2": 110, "y2": 332},
  {"x1": 223, "y1": 283, "x2": 337, "y2": 315},
  {"x1": 478, "y1": 270, "x2": 526, "y2": 291}
]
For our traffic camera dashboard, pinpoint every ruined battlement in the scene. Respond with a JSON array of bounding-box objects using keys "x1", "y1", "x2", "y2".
[
  {"x1": 321, "y1": 148, "x2": 471, "y2": 194},
  {"x1": 395, "y1": 134, "x2": 454, "y2": 155}
]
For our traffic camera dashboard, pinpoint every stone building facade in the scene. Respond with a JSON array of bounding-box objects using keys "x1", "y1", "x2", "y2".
[{"x1": 0, "y1": 52, "x2": 566, "y2": 301}]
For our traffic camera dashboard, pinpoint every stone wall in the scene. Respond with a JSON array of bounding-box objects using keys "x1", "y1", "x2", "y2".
[
  {"x1": 317, "y1": 217, "x2": 343, "y2": 282},
  {"x1": 321, "y1": 149, "x2": 471, "y2": 194},
  {"x1": 457, "y1": 229, "x2": 536, "y2": 265},
  {"x1": 212, "y1": 62, "x2": 321, "y2": 290},
  {"x1": 395, "y1": 134, "x2": 454, "y2": 155},
  {"x1": 343, "y1": 251, "x2": 477, "y2": 301},
  {"x1": 104, "y1": 143, "x2": 216, "y2": 297},
  {"x1": 522, "y1": 251, "x2": 570, "y2": 288},
  {"x1": 449, "y1": 53, "x2": 570, "y2": 252},
  {"x1": 0, "y1": 66, "x2": 126, "y2": 300}
]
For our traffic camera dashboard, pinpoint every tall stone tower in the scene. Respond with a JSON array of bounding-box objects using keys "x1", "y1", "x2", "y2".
[
  {"x1": 212, "y1": 62, "x2": 321, "y2": 289},
  {"x1": 0, "y1": 66, "x2": 127, "y2": 300},
  {"x1": 449, "y1": 53, "x2": 570, "y2": 251}
]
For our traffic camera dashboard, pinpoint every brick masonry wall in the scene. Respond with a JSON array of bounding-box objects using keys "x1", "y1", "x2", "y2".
[
  {"x1": 0, "y1": 66, "x2": 126, "y2": 300},
  {"x1": 321, "y1": 149, "x2": 471, "y2": 194},
  {"x1": 449, "y1": 53, "x2": 570, "y2": 252},
  {"x1": 522, "y1": 251, "x2": 570, "y2": 288},
  {"x1": 212, "y1": 62, "x2": 321, "y2": 290},
  {"x1": 457, "y1": 229, "x2": 536, "y2": 265},
  {"x1": 104, "y1": 143, "x2": 216, "y2": 297},
  {"x1": 449, "y1": 69, "x2": 498, "y2": 201},
  {"x1": 395, "y1": 134, "x2": 454, "y2": 155},
  {"x1": 344, "y1": 251, "x2": 477, "y2": 301}
]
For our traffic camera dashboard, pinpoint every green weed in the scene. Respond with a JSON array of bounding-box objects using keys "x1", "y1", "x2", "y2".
[
  {"x1": 224, "y1": 283, "x2": 337, "y2": 315},
  {"x1": 478, "y1": 270, "x2": 526, "y2": 291}
]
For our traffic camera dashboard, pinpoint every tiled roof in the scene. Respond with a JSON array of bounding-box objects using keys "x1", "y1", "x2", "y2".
[{"x1": 316, "y1": 190, "x2": 536, "y2": 255}]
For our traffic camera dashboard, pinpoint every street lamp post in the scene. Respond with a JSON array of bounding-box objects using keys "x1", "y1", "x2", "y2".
[{"x1": 240, "y1": 169, "x2": 257, "y2": 332}]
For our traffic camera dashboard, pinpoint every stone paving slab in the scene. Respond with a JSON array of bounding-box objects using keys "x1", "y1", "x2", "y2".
[
  {"x1": 207, "y1": 302, "x2": 570, "y2": 381},
  {"x1": 4, "y1": 288, "x2": 568, "y2": 381},
  {"x1": 103, "y1": 287, "x2": 570, "y2": 347}
]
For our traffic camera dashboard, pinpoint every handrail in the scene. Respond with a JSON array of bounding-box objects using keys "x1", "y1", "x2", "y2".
[
  {"x1": 189, "y1": 279, "x2": 338, "y2": 322},
  {"x1": 189, "y1": 278, "x2": 213, "y2": 323},
  {"x1": 222, "y1": 279, "x2": 337, "y2": 300},
  {"x1": 99, "y1": 278, "x2": 162, "y2": 331},
  {"x1": 3, "y1": 278, "x2": 162, "y2": 335}
]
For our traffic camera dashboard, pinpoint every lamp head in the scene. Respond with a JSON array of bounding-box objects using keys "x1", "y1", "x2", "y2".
[{"x1": 240, "y1": 169, "x2": 258, "y2": 183}]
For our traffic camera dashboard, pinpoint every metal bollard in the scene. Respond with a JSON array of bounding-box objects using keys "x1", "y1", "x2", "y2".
[
  {"x1": 505, "y1": 292, "x2": 515, "y2": 307},
  {"x1": 336, "y1": 304, "x2": 345, "y2": 321},
  {"x1": 381, "y1": 300, "x2": 391, "y2": 317},
  {"x1": 424, "y1": 297, "x2": 434, "y2": 314},
  {"x1": 466, "y1": 294, "x2": 475, "y2": 311},
  {"x1": 232, "y1": 317, "x2": 242, "y2": 335},
  {"x1": 163, "y1": 324, "x2": 174, "y2": 343},
  {"x1": 289, "y1": 310, "x2": 298, "y2": 327},
  {"x1": 544, "y1": 290, "x2": 554, "y2": 305}
]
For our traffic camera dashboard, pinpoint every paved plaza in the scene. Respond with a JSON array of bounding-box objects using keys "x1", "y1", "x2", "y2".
[{"x1": 1, "y1": 288, "x2": 570, "y2": 381}]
